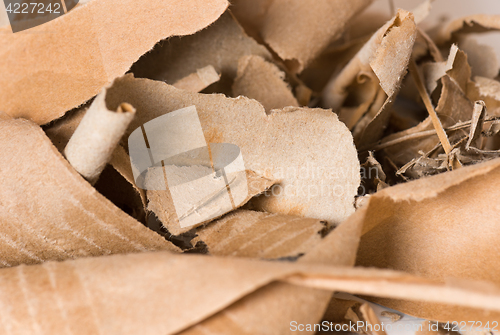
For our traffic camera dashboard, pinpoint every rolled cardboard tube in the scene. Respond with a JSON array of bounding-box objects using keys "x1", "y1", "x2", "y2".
[{"x1": 64, "y1": 89, "x2": 135, "y2": 184}]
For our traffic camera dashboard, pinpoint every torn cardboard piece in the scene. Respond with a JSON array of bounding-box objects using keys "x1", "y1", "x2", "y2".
[
  {"x1": 376, "y1": 45, "x2": 476, "y2": 171},
  {"x1": 229, "y1": 0, "x2": 274, "y2": 41},
  {"x1": 172, "y1": 65, "x2": 220, "y2": 93},
  {"x1": 106, "y1": 74, "x2": 360, "y2": 230},
  {"x1": 4, "y1": 249, "x2": 500, "y2": 335},
  {"x1": 322, "y1": 10, "x2": 417, "y2": 147},
  {"x1": 233, "y1": 55, "x2": 299, "y2": 113},
  {"x1": 436, "y1": 14, "x2": 500, "y2": 45},
  {"x1": 147, "y1": 170, "x2": 276, "y2": 235},
  {"x1": 261, "y1": 0, "x2": 373, "y2": 73},
  {"x1": 131, "y1": 11, "x2": 271, "y2": 96},
  {"x1": 340, "y1": 157, "x2": 500, "y2": 322},
  {"x1": 174, "y1": 198, "x2": 365, "y2": 335},
  {"x1": 0, "y1": 0, "x2": 229, "y2": 125},
  {"x1": 64, "y1": 87, "x2": 135, "y2": 184},
  {"x1": 323, "y1": 10, "x2": 417, "y2": 110},
  {"x1": 0, "y1": 118, "x2": 178, "y2": 268},
  {"x1": 192, "y1": 209, "x2": 328, "y2": 259}
]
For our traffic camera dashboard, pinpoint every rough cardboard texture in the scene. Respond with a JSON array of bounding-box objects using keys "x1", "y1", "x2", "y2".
[
  {"x1": 106, "y1": 74, "x2": 360, "y2": 227},
  {"x1": 193, "y1": 209, "x2": 327, "y2": 259},
  {"x1": 323, "y1": 10, "x2": 417, "y2": 146},
  {"x1": 0, "y1": 119, "x2": 178, "y2": 268},
  {"x1": 147, "y1": 170, "x2": 276, "y2": 235},
  {"x1": 343, "y1": 158, "x2": 500, "y2": 322},
  {"x1": 177, "y1": 199, "x2": 365, "y2": 335},
  {"x1": 233, "y1": 55, "x2": 299, "y2": 113},
  {"x1": 261, "y1": 0, "x2": 373, "y2": 73},
  {"x1": 0, "y1": 0, "x2": 229, "y2": 124},
  {"x1": 3, "y1": 251, "x2": 500, "y2": 334},
  {"x1": 172, "y1": 66, "x2": 221, "y2": 93},
  {"x1": 131, "y1": 11, "x2": 271, "y2": 96}
]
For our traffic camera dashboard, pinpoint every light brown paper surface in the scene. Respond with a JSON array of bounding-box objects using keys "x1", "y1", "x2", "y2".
[
  {"x1": 175, "y1": 202, "x2": 365, "y2": 335},
  {"x1": 341, "y1": 157, "x2": 500, "y2": 322},
  {"x1": 0, "y1": 118, "x2": 178, "y2": 268},
  {"x1": 233, "y1": 55, "x2": 299, "y2": 113},
  {"x1": 261, "y1": 0, "x2": 373, "y2": 73},
  {"x1": 3, "y1": 249, "x2": 500, "y2": 334},
  {"x1": 147, "y1": 170, "x2": 276, "y2": 235},
  {"x1": 106, "y1": 74, "x2": 360, "y2": 227},
  {"x1": 192, "y1": 209, "x2": 327, "y2": 259},
  {"x1": 0, "y1": 0, "x2": 229, "y2": 124}
]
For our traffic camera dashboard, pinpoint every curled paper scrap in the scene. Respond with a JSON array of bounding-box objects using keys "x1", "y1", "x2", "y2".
[
  {"x1": 0, "y1": 118, "x2": 178, "y2": 269},
  {"x1": 323, "y1": 9, "x2": 417, "y2": 146},
  {"x1": 128, "y1": 105, "x2": 248, "y2": 229},
  {"x1": 64, "y1": 87, "x2": 135, "y2": 184},
  {"x1": 0, "y1": 0, "x2": 229, "y2": 124}
]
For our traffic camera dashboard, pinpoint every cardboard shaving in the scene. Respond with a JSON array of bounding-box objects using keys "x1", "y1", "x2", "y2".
[
  {"x1": 0, "y1": 118, "x2": 178, "y2": 268},
  {"x1": 166, "y1": 207, "x2": 364, "y2": 335},
  {"x1": 5, "y1": 0, "x2": 500, "y2": 330},
  {"x1": 106, "y1": 74, "x2": 360, "y2": 231},
  {"x1": 323, "y1": 10, "x2": 417, "y2": 147},
  {"x1": 260, "y1": 0, "x2": 373, "y2": 73},
  {"x1": 44, "y1": 105, "x2": 88, "y2": 153},
  {"x1": 233, "y1": 55, "x2": 299, "y2": 112},
  {"x1": 0, "y1": 0, "x2": 229, "y2": 125}
]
